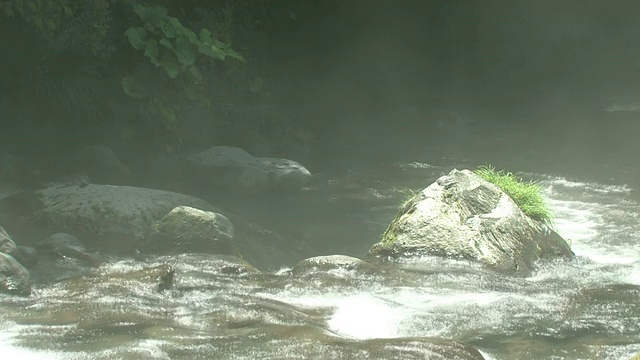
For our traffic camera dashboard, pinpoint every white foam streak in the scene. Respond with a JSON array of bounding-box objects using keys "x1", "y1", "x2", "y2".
[{"x1": 0, "y1": 324, "x2": 67, "y2": 360}]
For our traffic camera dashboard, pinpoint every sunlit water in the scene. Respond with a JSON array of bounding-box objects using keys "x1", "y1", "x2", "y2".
[{"x1": 1, "y1": 165, "x2": 639, "y2": 359}]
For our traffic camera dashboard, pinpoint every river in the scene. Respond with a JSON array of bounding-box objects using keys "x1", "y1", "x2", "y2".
[{"x1": 0, "y1": 162, "x2": 639, "y2": 359}]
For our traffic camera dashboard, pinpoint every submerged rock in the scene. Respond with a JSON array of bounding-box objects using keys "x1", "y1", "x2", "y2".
[
  {"x1": 292, "y1": 255, "x2": 375, "y2": 276},
  {"x1": 166, "y1": 253, "x2": 259, "y2": 277},
  {"x1": 0, "y1": 252, "x2": 31, "y2": 296},
  {"x1": 345, "y1": 337, "x2": 486, "y2": 360},
  {"x1": 61, "y1": 263, "x2": 175, "y2": 294},
  {"x1": 37, "y1": 232, "x2": 102, "y2": 267},
  {"x1": 368, "y1": 169, "x2": 573, "y2": 274}
]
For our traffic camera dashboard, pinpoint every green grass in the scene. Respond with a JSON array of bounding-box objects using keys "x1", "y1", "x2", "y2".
[{"x1": 475, "y1": 165, "x2": 553, "y2": 224}]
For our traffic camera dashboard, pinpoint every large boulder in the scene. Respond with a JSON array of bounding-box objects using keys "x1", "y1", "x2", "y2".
[
  {"x1": 142, "y1": 206, "x2": 236, "y2": 255},
  {"x1": 34, "y1": 184, "x2": 217, "y2": 254},
  {"x1": 0, "y1": 252, "x2": 31, "y2": 296},
  {"x1": 367, "y1": 169, "x2": 573, "y2": 274},
  {"x1": 187, "y1": 146, "x2": 312, "y2": 193}
]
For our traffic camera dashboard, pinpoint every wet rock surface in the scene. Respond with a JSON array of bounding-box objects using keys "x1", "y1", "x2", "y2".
[
  {"x1": 0, "y1": 252, "x2": 31, "y2": 296},
  {"x1": 187, "y1": 146, "x2": 312, "y2": 193},
  {"x1": 148, "y1": 206, "x2": 236, "y2": 255},
  {"x1": 37, "y1": 232, "x2": 102, "y2": 266},
  {"x1": 292, "y1": 255, "x2": 376, "y2": 276},
  {"x1": 34, "y1": 184, "x2": 217, "y2": 254},
  {"x1": 368, "y1": 169, "x2": 574, "y2": 274}
]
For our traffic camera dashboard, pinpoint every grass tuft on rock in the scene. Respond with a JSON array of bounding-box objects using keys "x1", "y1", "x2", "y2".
[{"x1": 475, "y1": 165, "x2": 553, "y2": 224}]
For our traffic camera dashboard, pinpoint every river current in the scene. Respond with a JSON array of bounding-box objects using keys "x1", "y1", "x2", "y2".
[{"x1": 0, "y1": 163, "x2": 639, "y2": 359}]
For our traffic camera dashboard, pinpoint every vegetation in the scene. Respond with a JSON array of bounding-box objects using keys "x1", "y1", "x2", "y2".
[
  {"x1": 0, "y1": 0, "x2": 303, "y2": 155},
  {"x1": 379, "y1": 188, "x2": 420, "y2": 245},
  {"x1": 475, "y1": 165, "x2": 553, "y2": 224}
]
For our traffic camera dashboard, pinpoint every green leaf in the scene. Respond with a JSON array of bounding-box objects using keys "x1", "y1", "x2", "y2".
[
  {"x1": 197, "y1": 29, "x2": 224, "y2": 60},
  {"x1": 183, "y1": 27, "x2": 199, "y2": 44},
  {"x1": 197, "y1": 28, "x2": 245, "y2": 62},
  {"x1": 125, "y1": 27, "x2": 147, "y2": 50},
  {"x1": 158, "y1": 37, "x2": 174, "y2": 50},
  {"x1": 198, "y1": 28, "x2": 213, "y2": 44},
  {"x1": 143, "y1": 39, "x2": 160, "y2": 66},
  {"x1": 160, "y1": 17, "x2": 179, "y2": 38},
  {"x1": 174, "y1": 35, "x2": 197, "y2": 66}
]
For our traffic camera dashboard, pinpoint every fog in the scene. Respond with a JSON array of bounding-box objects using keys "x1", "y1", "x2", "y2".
[
  {"x1": 260, "y1": 0, "x2": 640, "y2": 185},
  {"x1": 1, "y1": 1, "x2": 640, "y2": 187}
]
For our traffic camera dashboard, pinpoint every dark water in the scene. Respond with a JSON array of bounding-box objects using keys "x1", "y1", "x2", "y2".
[{"x1": 1, "y1": 162, "x2": 639, "y2": 359}]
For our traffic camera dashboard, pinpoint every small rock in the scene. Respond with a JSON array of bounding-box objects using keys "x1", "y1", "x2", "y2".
[
  {"x1": 149, "y1": 206, "x2": 236, "y2": 255},
  {"x1": 292, "y1": 255, "x2": 374, "y2": 276}
]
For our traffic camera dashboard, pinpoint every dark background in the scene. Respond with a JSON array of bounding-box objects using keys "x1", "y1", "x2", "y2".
[{"x1": 1, "y1": 0, "x2": 639, "y2": 185}]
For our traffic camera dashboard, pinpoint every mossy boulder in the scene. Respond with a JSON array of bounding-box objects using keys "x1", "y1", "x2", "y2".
[{"x1": 367, "y1": 169, "x2": 573, "y2": 274}]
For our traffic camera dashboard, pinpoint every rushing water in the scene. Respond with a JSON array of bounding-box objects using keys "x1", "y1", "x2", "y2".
[{"x1": 1, "y1": 163, "x2": 639, "y2": 359}]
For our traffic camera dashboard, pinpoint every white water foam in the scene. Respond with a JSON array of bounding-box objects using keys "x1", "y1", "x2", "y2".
[
  {"x1": 0, "y1": 323, "x2": 67, "y2": 360},
  {"x1": 542, "y1": 176, "x2": 640, "y2": 266},
  {"x1": 327, "y1": 294, "x2": 406, "y2": 339}
]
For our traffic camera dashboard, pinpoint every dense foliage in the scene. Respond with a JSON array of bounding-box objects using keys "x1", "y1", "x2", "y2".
[{"x1": 0, "y1": 0, "x2": 302, "y2": 155}]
